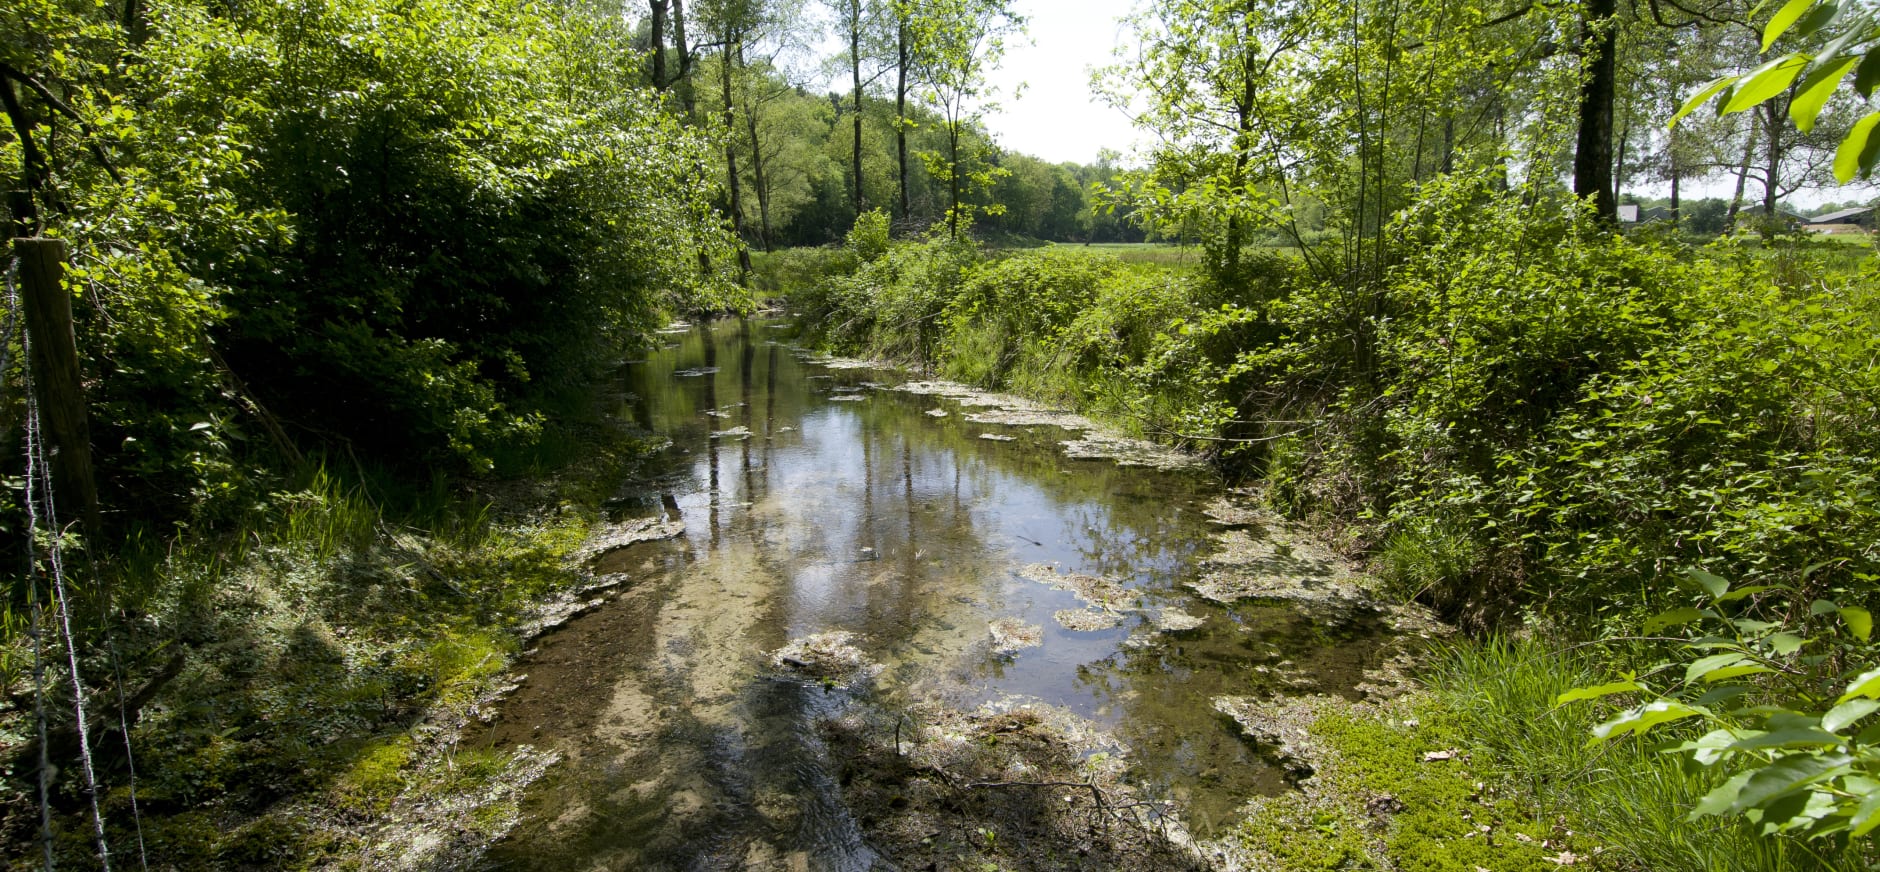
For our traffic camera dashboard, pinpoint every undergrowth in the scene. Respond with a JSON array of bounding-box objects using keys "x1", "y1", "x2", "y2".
[
  {"x1": 1227, "y1": 636, "x2": 1870, "y2": 870},
  {"x1": 0, "y1": 415, "x2": 662, "y2": 868},
  {"x1": 774, "y1": 182, "x2": 1880, "y2": 866}
]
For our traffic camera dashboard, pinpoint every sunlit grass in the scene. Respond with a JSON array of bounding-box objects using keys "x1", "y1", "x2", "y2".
[{"x1": 1429, "y1": 638, "x2": 1873, "y2": 872}]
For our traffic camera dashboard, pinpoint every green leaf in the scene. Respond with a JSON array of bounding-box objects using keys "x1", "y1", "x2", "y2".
[
  {"x1": 1791, "y1": 57, "x2": 1860, "y2": 131},
  {"x1": 1556, "y1": 681, "x2": 1644, "y2": 705},
  {"x1": 1696, "y1": 685, "x2": 1753, "y2": 707},
  {"x1": 1592, "y1": 701, "x2": 1708, "y2": 743},
  {"x1": 1645, "y1": 607, "x2": 1706, "y2": 634},
  {"x1": 1687, "y1": 568, "x2": 1731, "y2": 601},
  {"x1": 1839, "y1": 606, "x2": 1872, "y2": 641},
  {"x1": 1705, "y1": 664, "x2": 1776, "y2": 683},
  {"x1": 1726, "y1": 727, "x2": 1842, "y2": 750},
  {"x1": 1687, "y1": 652, "x2": 1750, "y2": 684},
  {"x1": 1823, "y1": 698, "x2": 1880, "y2": 733},
  {"x1": 1851, "y1": 789, "x2": 1880, "y2": 837},
  {"x1": 1671, "y1": 76, "x2": 1741, "y2": 126},
  {"x1": 1813, "y1": 599, "x2": 1843, "y2": 616},
  {"x1": 1722, "y1": 54, "x2": 1811, "y2": 115},
  {"x1": 1763, "y1": 0, "x2": 1823, "y2": 49},
  {"x1": 1833, "y1": 111, "x2": 1880, "y2": 182},
  {"x1": 1730, "y1": 753, "x2": 1851, "y2": 813},
  {"x1": 1838, "y1": 666, "x2": 1880, "y2": 702},
  {"x1": 1691, "y1": 770, "x2": 1754, "y2": 818},
  {"x1": 1767, "y1": 633, "x2": 1808, "y2": 656},
  {"x1": 1759, "y1": 788, "x2": 1838, "y2": 832},
  {"x1": 1718, "y1": 584, "x2": 1785, "y2": 603},
  {"x1": 1670, "y1": 728, "x2": 1745, "y2": 765},
  {"x1": 1854, "y1": 47, "x2": 1880, "y2": 97}
]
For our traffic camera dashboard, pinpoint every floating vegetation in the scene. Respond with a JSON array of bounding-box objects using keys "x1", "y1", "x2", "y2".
[
  {"x1": 769, "y1": 631, "x2": 879, "y2": 682},
  {"x1": 1020, "y1": 564, "x2": 1136, "y2": 612},
  {"x1": 1200, "y1": 495, "x2": 1268, "y2": 529},
  {"x1": 574, "y1": 517, "x2": 685, "y2": 563},
  {"x1": 1187, "y1": 529, "x2": 1366, "y2": 619},
  {"x1": 1152, "y1": 609, "x2": 1205, "y2": 632},
  {"x1": 988, "y1": 618, "x2": 1044, "y2": 656},
  {"x1": 964, "y1": 407, "x2": 1092, "y2": 430},
  {"x1": 978, "y1": 433, "x2": 1016, "y2": 442},
  {"x1": 1060, "y1": 434, "x2": 1205, "y2": 471},
  {"x1": 1054, "y1": 608, "x2": 1122, "y2": 631},
  {"x1": 710, "y1": 426, "x2": 753, "y2": 440}
]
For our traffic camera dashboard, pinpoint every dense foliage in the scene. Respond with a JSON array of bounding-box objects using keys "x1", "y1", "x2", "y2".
[
  {"x1": 3, "y1": 0, "x2": 734, "y2": 863},
  {"x1": 5, "y1": 0, "x2": 737, "y2": 524},
  {"x1": 6, "y1": 0, "x2": 1880, "y2": 861},
  {"x1": 788, "y1": 178, "x2": 1880, "y2": 861}
]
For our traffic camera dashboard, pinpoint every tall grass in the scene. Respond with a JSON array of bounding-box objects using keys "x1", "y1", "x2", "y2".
[{"x1": 1431, "y1": 638, "x2": 1870, "y2": 871}]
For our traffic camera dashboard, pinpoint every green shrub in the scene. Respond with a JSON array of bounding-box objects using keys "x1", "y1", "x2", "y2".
[{"x1": 846, "y1": 209, "x2": 893, "y2": 263}]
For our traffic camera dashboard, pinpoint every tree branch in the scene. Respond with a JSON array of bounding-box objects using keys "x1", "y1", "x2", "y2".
[{"x1": 0, "y1": 62, "x2": 125, "y2": 186}]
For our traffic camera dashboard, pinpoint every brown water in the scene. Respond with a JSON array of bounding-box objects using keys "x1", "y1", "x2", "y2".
[{"x1": 472, "y1": 319, "x2": 1394, "y2": 870}]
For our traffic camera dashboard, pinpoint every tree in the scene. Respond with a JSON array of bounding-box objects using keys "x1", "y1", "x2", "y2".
[
  {"x1": 906, "y1": 0, "x2": 1021, "y2": 236},
  {"x1": 1675, "y1": 0, "x2": 1880, "y2": 182}
]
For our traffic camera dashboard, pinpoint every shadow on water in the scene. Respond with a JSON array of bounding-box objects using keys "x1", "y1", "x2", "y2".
[{"x1": 474, "y1": 318, "x2": 1404, "y2": 867}]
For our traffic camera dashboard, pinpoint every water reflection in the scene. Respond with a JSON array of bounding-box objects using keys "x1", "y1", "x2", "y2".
[{"x1": 478, "y1": 319, "x2": 1395, "y2": 868}]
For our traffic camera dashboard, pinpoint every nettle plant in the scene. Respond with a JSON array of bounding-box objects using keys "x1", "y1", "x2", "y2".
[{"x1": 1562, "y1": 569, "x2": 1880, "y2": 841}]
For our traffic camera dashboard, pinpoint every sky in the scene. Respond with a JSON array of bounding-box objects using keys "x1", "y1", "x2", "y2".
[{"x1": 974, "y1": 0, "x2": 1144, "y2": 166}]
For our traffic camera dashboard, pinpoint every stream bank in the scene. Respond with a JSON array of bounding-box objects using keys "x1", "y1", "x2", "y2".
[{"x1": 433, "y1": 319, "x2": 1590, "y2": 871}]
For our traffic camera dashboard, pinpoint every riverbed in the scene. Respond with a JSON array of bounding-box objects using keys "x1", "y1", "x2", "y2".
[{"x1": 467, "y1": 318, "x2": 1426, "y2": 869}]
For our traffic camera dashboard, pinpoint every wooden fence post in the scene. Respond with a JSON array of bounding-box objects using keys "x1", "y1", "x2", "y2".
[{"x1": 13, "y1": 237, "x2": 102, "y2": 534}]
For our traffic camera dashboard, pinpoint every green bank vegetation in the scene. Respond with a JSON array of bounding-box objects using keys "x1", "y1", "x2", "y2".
[
  {"x1": 7, "y1": 0, "x2": 1880, "y2": 862},
  {"x1": 769, "y1": 0, "x2": 1880, "y2": 863},
  {"x1": 3, "y1": 0, "x2": 734, "y2": 863}
]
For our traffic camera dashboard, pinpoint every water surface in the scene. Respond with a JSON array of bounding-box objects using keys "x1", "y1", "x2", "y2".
[{"x1": 474, "y1": 319, "x2": 1392, "y2": 869}]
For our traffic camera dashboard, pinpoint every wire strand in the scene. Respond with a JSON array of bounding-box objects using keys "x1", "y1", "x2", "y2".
[
  {"x1": 11, "y1": 256, "x2": 56, "y2": 872},
  {"x1": 17, "y1": 257, "x2": 113, "y2": 871}
]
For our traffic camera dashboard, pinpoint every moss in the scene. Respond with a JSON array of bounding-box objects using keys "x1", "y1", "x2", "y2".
[
  {"x1": 335, "y1": 736, "x2": 415, "y2": 812},
  {"x1": 214, "y1": 813, "x2": 337, "y2": 871},
  {"x1": 1230, "y1": 700, "x2": 1598, "y2": 871}
]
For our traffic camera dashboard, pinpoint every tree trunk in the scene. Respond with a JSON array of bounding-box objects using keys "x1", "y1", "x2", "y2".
[
  {"x1": 15, "y1": 238, "x2": 102, "y2": 534},
  {"x1": 1572, "y1": 0, "x2": 1618, "y2": 222},
  {"x1": 1669, "y1": 170, "x2": 1680, "y2": 229},
  {"x1": 673, "y1": 0, "x2": 696, "y2": 114},
  {"x1": 947, "y1": 124, "x2": 960, "y2": 237},
  {"x1": 1613, "y1": 117, "x2": 1629, "y2": 206},
  {"x1": 650, "y1": 0, "x2": 669, "y2": 89},
  {"x1": 745, "y1": 97, "x2": 774, "y2": 250},
  {"x1": 2, "y1": 78, "x2": 45, "y2": 236},
  {"x1": 1441, "y1": 114, "x2": 1455, "y2": 175},
  {"x1": 720, "y1": 31, "x2": 751, "y2": 279},
  {"x1": 1668, "y1": 115, "x2": 1681, "y2": 229},
  {"x1": 1493, "y1": 101, "x2": 1509, "y2": 191},
  {"x1": 896, "y1": 12, "x2": 911, "y2": 225},
  {"x1": 851, "y1": 0, "x2": 865, "y2": 217},
  {"x1": 1727, "y1": 118, "x2": 1758, "y2": 226},
  {"x1": 1761, "y1": 101, "x2": 1783, "y2": 218},
  {"x1": 122, "y1": 0, "x2": 148, "y2": 47}
]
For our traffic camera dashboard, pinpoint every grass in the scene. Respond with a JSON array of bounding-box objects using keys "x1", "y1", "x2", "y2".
[
  {"x1": 1426, "y1": 638, "x2": 1874, "y2": 872},
  {"x1": 0, "y1": 406, "x2": 662, "y2": 868},
  {"x1": 1064, "y1": 241, "x2": 1207, "y2": 265},
  {"x1": 1222, "y1": 636, "x2": 1875, "y2": 870}
]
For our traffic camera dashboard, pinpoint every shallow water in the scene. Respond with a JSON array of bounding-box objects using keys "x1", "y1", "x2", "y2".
[{"x1": 473, "y1": 319, "x2": 1395, "y2": 869}]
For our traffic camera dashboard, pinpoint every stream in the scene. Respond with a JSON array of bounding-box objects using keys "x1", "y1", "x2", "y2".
[{"x1": 469, "y1": 318, "x2": 1410, "y2": 870}]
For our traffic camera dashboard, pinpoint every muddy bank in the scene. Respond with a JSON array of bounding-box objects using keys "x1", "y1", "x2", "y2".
[
  {"x1": 821, "y1": 699, "x2": 1211, "y2": 871},
  {"x1": 447, "y1": 321, "x2": 1457, "y2": 868}
]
